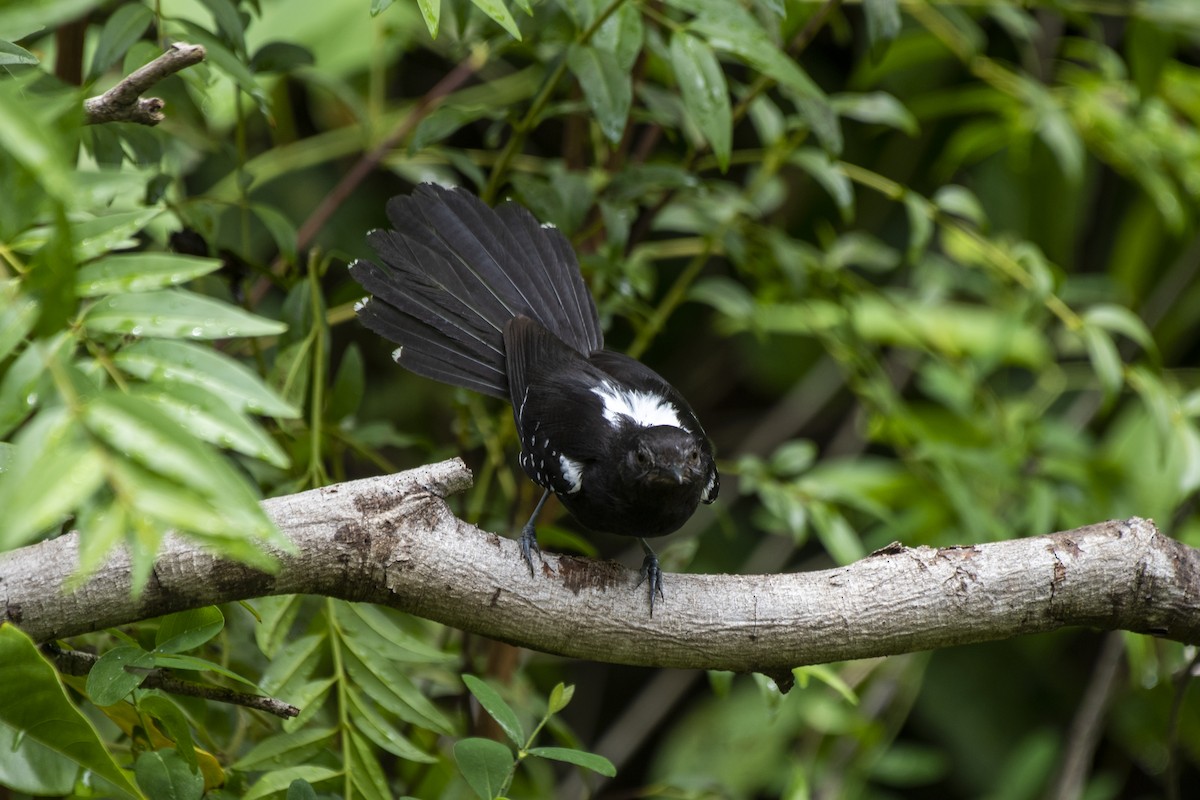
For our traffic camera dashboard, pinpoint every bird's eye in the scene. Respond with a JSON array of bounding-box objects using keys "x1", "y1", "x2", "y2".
[
  {"x1": 688, "y1": 449, "x2": 700, "y2": 464},
  {"x1": 635, "y1": 450, "x2": 650, "y2": 466}
]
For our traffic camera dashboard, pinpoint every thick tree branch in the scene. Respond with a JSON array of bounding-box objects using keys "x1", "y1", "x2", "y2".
[
  {"x1": 83, "y1": 43, "x2": 206, "y2": 126},
  {"x1": 2, "y1": 458, "x2": 1198, "y2": 673}
]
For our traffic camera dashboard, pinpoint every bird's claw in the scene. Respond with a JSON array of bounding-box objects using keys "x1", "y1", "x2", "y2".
[
  {"x1": 635, "y1": 552, "x2": 665, "y2": 616},
  {"x1": 519, "y1": 522, "x2": 543, "y2": 577}
]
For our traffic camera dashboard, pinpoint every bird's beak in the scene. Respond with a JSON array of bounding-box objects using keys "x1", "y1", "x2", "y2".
[{"x1": 649, "y1": 465, "x2": 685, "y2": 485}]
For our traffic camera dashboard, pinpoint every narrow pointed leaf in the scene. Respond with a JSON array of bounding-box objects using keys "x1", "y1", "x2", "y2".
[
  {"x1": 155, "y1": 607, "x2": 225, "y2": 654},
  {"x1": 527, "y1": 747, "x2": 616, "y2": 776},
  {"x1": 113, "y1": 339, "x2": 300, "y2": 418},
  {"x1": 671, "y1": 33, "x2": 732, "y2": 170},
  {"x1": 76, "y1": 254, "x2": 222, "y2": 296},
  {"x1": 83, "y1": 289, "x2": 286, "y2": 339},
  {"x1": 567, "y1": 43, "x2": 631, "y2": 144},
  {"x1": 463, "y1": 674, "x2": 524, "y2": 746},
  {"x1": 469, "y1": 0, "x2": 520, "y2": 39}
]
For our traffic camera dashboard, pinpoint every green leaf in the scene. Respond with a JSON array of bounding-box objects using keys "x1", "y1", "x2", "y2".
[
  {"x1": 137, "y1": 694, "x2": 198, "y2": 770},
  {"x1": 197, "y1": 0, "x2": 247, "y2": 53},
  {"x1": 0, "y1": 335, "x2": 61, "y2": 438},
  {"x1": 0, "y1": 79, "x2": 74, "y2": 203},
  {"x1": 592, "y1": 0, "x2": 644, "y2": 72},
  {"x1": 86, "y1": 645, "x2": 154, "y2": 706},
  {"x1": 686, "y1": 2, "x2": 839, "y2": 152},
  {"x1": 547, "y1": 682, "x2": 575, "y2": 714},
  {"x1": 113, "y1": 339, "x2": 300, "y2": 418},
  {"x1": 14, "y1": 208, "x2": 164, "y2": 260},
  {"x1": 409, "y1": 104, "x2": 492, "y2": 154},
  {"x1": 88, "y1": 3, "x2": 153, "y2": 80},
  {"x1": 244, "y1": 767, "x2": 340, "y2": 800},
  {"x1": 863, "y1": 0, "x2": 901, "y2": 53},
  {"x1": 0, "y1": 287, "x2": 39, "y2": 362},
  {"x1": 415, "y1": 0, "x2": 440, "y2": 38},
  {"x1": 0, "y1": 38, "x2": 37, "y2": 65},
  {"x1": 341, "y1": 648, "x2": 454, "y2": 735},
  {"x1": 1083, "y1": 304, "x2": 1156, "y2": 354},
  {"x1": 177, "y1": 23, "x2": 263, "y2": 103},
  {"x1": 0, "y1": 409, "x2": 106, "y2": 549},
  {"x1": 105, "y1": 455, "x2": 276, "y2": 558},
  {"x1": 254, "y1": 595, "x2": 304, "y2": 659},
  {"x1": 134, "y1": 381, "x2": 290, "y2": 468},
  {"x1": 809, "y1": 502, "x2": 865, "y2": 565},
  {"x1": 0, "y1": 626, "x2": 144, "y2": 799},
  {"x1": 790, "y1": 148, "x2": 854, "y2": 223},
  {"x1": 133, "y1": 749, "x2": 203, "y2": 800},
  {"x1": 259, "y1": 632, "x2": 325, "y2": 696},
  {"x1": 232, "y1": 727, "x2": 337, "y2": 771},
  {"x1": 832, "y1": 92, "x2": 917, "y2": 135},
  {"x1": 286, "y1": 779, "x2": 320, "y2": 800},
  {"x1": 902, "y1": 192, "x2": 933, "y2": 262},
  {"x1": 155, "y1": 607, "x2": 225, "y2": 654},
  {"x1": 249, "y1": 41, "x2": 314, "y2": 74},
  {"x1": 527, "y1": 746, "x2": 617, "y2": 777},
  {"x1": 328, "y1": 343, "x2": 365, "y2": 422},
  {"x1": 454, "y1": 737, "x2": 514, "y2": 800},
  {"x1": 1082, "y1": 325, "x2": 1124, "y2": 400},
  {"x1": 0, "y1": 724, "x2": 77, "y2": 795},
  {"x1": 671, "y1": 33, "x2": 732, "y2": 171},
  {"x1": 76, "y1": 253, "x2": 223, "y2": 296},
  {"x1": 462, "y1": 675, "x2": 525, "y2": 746},
  {"x1": 339, "y1": 602, "x2": 454, "y2": 663},
  {"x1": 83, "y1": 391, "x2": 251, "y2": 497},
  {"x1": 83, "y1": 289, "x2": 287, "y2": 340},
  {"x1": 792, "y1": 664, "x2": 859, "y2": 705},
  {"x1": 469, "y1": 0, "x2": 520, "y2": 39},
  {"x1": 250, "y1": 203, "x2": 298, "y2": 263},
  {"x1": 567, "y1": 43, "x2": 632, "y2": 144},
  {"x1": 933, "y1": 185, "x2": 987, "y2": 228},
  {"x1": 346, "y1": 689, "x2": 438, "y2": 763},
  {"x1": 149, "y1": 653, "x2": 260, "y2": 689},
  {"x1": 1030, "y1": 94, "x2": 1083, "y2": 182},
  {"x1": 346, "y1": 728, "x2": 393, "y2": 800}
]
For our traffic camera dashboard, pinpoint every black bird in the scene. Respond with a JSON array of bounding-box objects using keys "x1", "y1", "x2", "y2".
[{"x1": 349, "y1": 184, "x2": 718, "y2": 612}]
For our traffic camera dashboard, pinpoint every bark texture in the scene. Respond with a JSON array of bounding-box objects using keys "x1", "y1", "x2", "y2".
[
  {"x1": 83, "y1": 42, "x2": 205, "y2": 126},
  {"x1": 2, "y1": 458, "x2": 1197, "y2": 672}
]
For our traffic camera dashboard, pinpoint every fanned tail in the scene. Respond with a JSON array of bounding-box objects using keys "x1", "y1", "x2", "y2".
[{"x1": 349, "y1": 184, "x2": 603, "y2": 400}]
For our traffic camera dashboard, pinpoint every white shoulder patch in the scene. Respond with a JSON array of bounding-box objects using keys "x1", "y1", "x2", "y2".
[
  {"x1": 590, "y1": 381, "x2": 687, "y2": 431},
  {"x1": 559, "y1": 454, "x2": 584, "y2": 494}
]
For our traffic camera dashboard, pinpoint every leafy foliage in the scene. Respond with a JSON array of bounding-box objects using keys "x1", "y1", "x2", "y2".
[{"x1": 2, "y1": 0, "x2": 1200, "y2": 797}]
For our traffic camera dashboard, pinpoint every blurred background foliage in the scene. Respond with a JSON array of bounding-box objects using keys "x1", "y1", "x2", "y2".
[{"x1": 1, "y1": 0, "x2": 1199, "y2": 797}]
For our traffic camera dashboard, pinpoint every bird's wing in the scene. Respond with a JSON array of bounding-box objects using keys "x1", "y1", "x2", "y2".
[{"x1": 503, "y1": 316, "x2": 611, "y2": 463}]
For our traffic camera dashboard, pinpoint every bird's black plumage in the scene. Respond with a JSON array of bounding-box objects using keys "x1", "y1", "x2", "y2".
[{"x1": 349, "y1": 184, "x2": 719, "y2": 612}]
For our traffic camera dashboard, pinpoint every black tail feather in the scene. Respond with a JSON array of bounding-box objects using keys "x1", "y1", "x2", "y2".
[{"x1": 350, "y1": 184, "x2": 603, "y2": 401}]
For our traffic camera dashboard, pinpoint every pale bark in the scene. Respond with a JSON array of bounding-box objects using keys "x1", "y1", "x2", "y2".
[
  {"x1": 2, "y1": 458, "x2": 1197, "y2": 675},
  {"x1": 83, "y1": 43, "x2": 205, "y2": 126}
]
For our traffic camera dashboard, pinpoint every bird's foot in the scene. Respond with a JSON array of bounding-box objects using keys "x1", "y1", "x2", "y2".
[
  {"x1": 519, "y1": 522, "x2": 543, "y2": 577},
  {"x1": 635, "y1": 540, "x2": 665, "y2": 616}
]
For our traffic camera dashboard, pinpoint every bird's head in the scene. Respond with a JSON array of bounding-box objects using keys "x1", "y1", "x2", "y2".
[{"x1": 621, "y1": 425, "x2": 713, "y2": 493}]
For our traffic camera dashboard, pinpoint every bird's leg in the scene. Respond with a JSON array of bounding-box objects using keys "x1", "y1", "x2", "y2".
[
  {"x1": 519, "y1": 489, "x2": 551, "y2": 577},
  {"x1": 635, "y1": 538, "x2": 665, "y2": 616}
]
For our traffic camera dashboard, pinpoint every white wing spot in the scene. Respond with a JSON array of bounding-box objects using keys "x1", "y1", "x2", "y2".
[
  {"x1": 701, "y1": 472, "x2": 717, "y2": 503},
  {"x1": 591, "y1": 381, "x2": 687, "y2": 431},
  {"x1": 559, "y1": 454, "x2": 584, "y2": 494},
  {"x1": 354, "y1": 297, "x2": 369, "y2": 312},
  {"x1": 392, "y1": 346, "x2": 403, "y2": 361}
]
